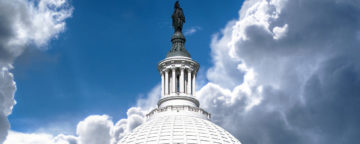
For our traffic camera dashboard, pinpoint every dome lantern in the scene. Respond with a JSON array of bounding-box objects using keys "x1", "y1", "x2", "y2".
[{"x1": 119, "y1": 2, "x2": 241, "y2": 143}]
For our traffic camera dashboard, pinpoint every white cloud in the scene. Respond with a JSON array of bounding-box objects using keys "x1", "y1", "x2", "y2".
[
  {"x1": 272, "y1": 24, "x2": 288, "y2": 40},
  {"x1": 4, "y1": 111, "x2": 145, "y2": 144},
  {"x1": 198, "y1": 0, "x2": 360, "y2": 143},
  {"x1": 0, "y1": 65, "x2": 16, "y2": 116},
  {"x1": 72, "y1": 85, "x2": 159, "y2": 144},
  {"x1": 136, "y1": 84, "x2": 161, "y2": 110},
  {"x1": 207, "y1": 21, "x2": 244, "y2": 89},
  {"x1": 76, "y1": 115, "x2": 113, "y2": 144},
  {"x1": 4, "y1": 131, "x2": 77, "y2": 144},
  {"x1": 4, "y1": 0, "x2": 360, "y2": 144},
  {"x1": 5, "y1": 131, "x2": 55, "y2": 144},
  {"x1": 111, "y1": 85, "x2": 160, "y2": 144},
  {"x1": 3, "y1": 84, "x2": 159, "y2": 144},
  {"x1": 0, "y1": 65, "x2": 16, "y2": 142},
  {"x1": 0, "y1": 0, "x2": 73, "y2": 143},
  {"x1": 52, "y1": 134, "x2": 78, "y2": 144},
  {"x1": 111, "y1": 107, "x2": 145, "y2": 144},
  {"x1": 0, "y1": 0, "x2": 73, "y2": 60},
  {"x1": 184, "y1": 26, "x2": 202, "y2": 36}
]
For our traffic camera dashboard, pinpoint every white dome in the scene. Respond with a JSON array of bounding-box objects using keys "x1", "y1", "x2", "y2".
[
  {"x1": 119, "y1": 2, "x2": 242, "y2": 143},
  {"x1": 119, "y1": 115, "x2": 241, "y2": 144}
]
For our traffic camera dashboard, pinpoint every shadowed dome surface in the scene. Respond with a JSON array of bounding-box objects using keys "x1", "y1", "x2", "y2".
[{"x1": 119, "y1": 115, "x2": 241, "y2": 144}]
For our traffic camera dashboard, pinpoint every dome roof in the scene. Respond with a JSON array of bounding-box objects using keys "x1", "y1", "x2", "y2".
[
  {"x1": 119, "y1": 2, "x2": 241, "y2": 144},
  {"x1": 119, "y1": 115, "x2": 241, "y2": 144},
  {"x1": 166, "y1": 31, "x2": 191, "y2": 58}
]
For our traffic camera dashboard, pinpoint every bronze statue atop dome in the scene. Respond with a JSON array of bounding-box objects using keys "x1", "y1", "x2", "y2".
[
  {"x1": 172, "y1": 1, "x2": 185, "y2": 32},
  {"x1": 167, "y1": 1, "x2": 190, "y2": 58}
]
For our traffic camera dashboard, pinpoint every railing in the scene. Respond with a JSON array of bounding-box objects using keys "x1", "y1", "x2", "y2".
[{"x1": 146, "y1": 105, "x2": 211, "y2": 120}]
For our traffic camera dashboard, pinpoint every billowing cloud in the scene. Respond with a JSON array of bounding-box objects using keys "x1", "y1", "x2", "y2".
[
  {"x1": 136, "y1": 84, "x2": 161, "y2": 110},
  {"x1": 4, "y1": 111, "x2": 144, "y2": 144},
  {"x1": 4, "y1": 131, "x2": 77, "y2": 144},
  {"x1": 0, "y1": 0, "x2": 73, "y2": 63},
  {"x1": 111, "y1": 107, "x2": 145, "y2": 144},
  {"x1": 111, "y1": 85, "x2": 160, "y2": 144},
  {"x1": 5, "y1": 0, "x2": 360, "y2": 144},
  {"x1": 3, "y1": 84, "x2": 159, "y2": 144},
  {"x1": 0, "y1": 66, "x2": 16, "y2": 142},
  {"x1": 52, "y1": 134, "x2": 78, "y2": 144},
  {"x1": 198, "y1": 0, "x2": 360, "y2": 143},
  {"x1": 76, "y1": 115, "x2": 113, "y2": 144},
  {"x1": 0, "y1": 0, "x2": 72, "y2": 143},
  {"x1": 69, "y1": 85, "x2": 159, "y2": 144}
]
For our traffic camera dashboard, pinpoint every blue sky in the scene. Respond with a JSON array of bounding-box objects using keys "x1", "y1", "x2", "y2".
[
  {"x1": 2, "y1": 0, "x2": 360, "y2": 143},
  {"x1": 9, "y1": 0, "x2": 243, "y2": 133}
]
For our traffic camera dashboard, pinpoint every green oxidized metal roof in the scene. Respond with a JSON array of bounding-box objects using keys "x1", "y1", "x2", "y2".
[{"x1": 166, "y1": 31, "x2": 191, "y2": 58}]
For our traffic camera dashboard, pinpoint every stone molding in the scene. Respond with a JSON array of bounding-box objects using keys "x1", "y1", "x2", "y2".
[
  {"x1": 157, "y1": 95, "x2": 200, "y2": 107},
  {"x1": 146, "y1": 105, "x2": 211, "y2": 120},
  {"x1": 158, "y1": 56, "x2": 199, "y2": 74}
]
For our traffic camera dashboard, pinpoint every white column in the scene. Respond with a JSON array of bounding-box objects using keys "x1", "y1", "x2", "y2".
[
  {"x1": 165, "y1": 70, "x2": 169, "y2": 96},
  {"x1": 161, "y1": 71, "x2": 164, "y2": 97},
  {"x1": 180, "y1": 67, "x2": 185, "y2": 93},
  {"x1": 192, "y1": 73, "x2": 196, "y2": 96},
  {"x1": 172, "y1": 68, "x2": 176, "y2": 93},
  {"x1": 187, "y1": 69, "x2": 191, "y2": 94}
]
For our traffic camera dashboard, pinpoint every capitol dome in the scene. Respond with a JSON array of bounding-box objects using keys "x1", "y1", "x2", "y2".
[
  {"x1": 119, "y1": 115, "x2": 241, "y2": 144},
  {"x1": 119, "y1": 1, "x2": 241, "y2": 144}
]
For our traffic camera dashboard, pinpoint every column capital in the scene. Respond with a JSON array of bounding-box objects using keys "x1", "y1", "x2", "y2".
[
  {"x1": 160, "y1": 69, "x2": 168, "y2": 75},
  {"x1": 186, "y1": 67, "x2": 193, "y2": 72}
]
